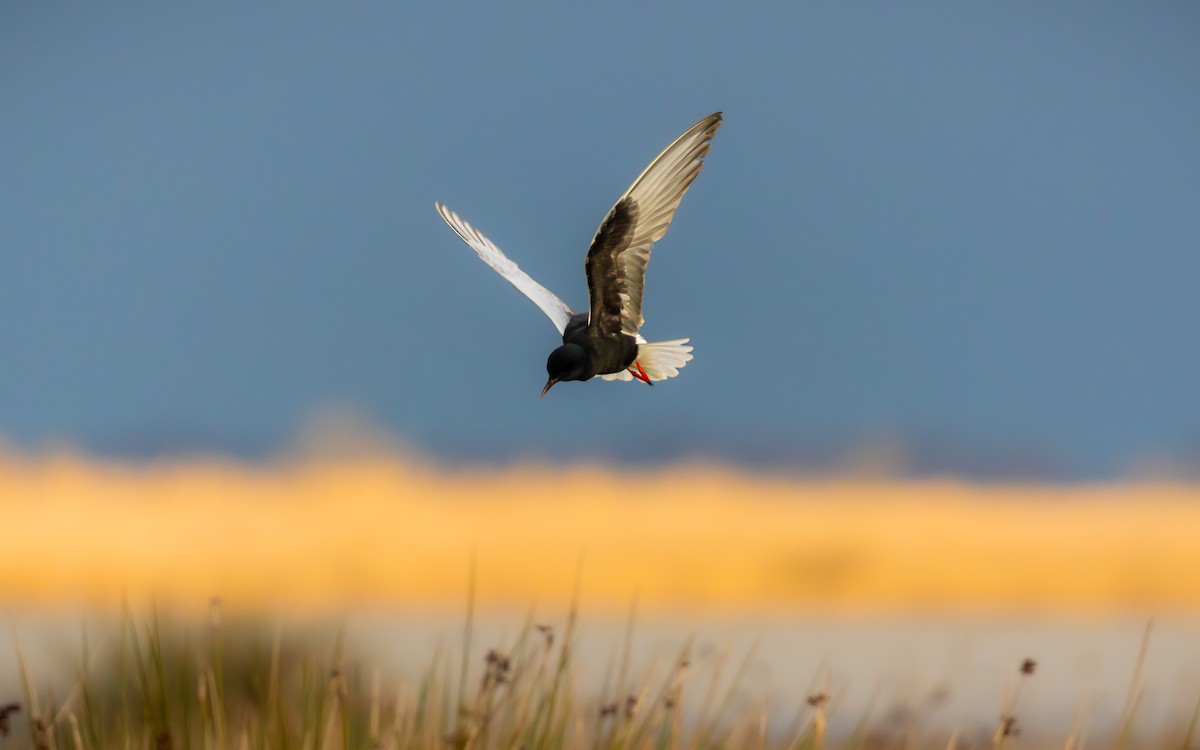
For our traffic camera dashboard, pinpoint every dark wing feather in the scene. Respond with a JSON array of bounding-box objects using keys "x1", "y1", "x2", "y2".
[
  {"x1": 584, "y1": 198, "x2": 639, "y2": 337},
  {"x1": 583, "y1": 113, "x2": 722, "y2": 337}
]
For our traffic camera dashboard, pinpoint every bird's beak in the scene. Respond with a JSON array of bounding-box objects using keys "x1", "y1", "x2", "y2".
[{"x1": 540, "y1": 378, "x2": 559, "y2": 398}]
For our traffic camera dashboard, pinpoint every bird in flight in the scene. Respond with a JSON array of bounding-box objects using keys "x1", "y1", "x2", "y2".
[{"x1": 435, "y1": 112, "x2": 722, "y2": 396}]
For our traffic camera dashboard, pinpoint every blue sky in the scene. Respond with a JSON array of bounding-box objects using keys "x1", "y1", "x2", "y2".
[{"x1": 2, "y1": 3, "x2": 1198, "y2": 478}]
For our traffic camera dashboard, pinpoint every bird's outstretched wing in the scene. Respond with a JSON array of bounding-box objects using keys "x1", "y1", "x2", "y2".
[
  {"x1": 585, "y1": 112, "x2": 722, "y2": 338},
  {"x1": 436, "y1": 202, "x2": 575, "y2": 335}
]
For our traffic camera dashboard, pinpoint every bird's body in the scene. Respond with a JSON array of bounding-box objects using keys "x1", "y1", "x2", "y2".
[
  {"x1": 559, "y1": 311, "x2": 639, "y2": 381},
  {"x1": 435, "y1": 112, "x2": 722, "y2": 395}
]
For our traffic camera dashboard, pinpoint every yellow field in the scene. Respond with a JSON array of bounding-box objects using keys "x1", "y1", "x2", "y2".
[{"x1": 3, "y1": 452, "x2": 1199, "y2": 617}]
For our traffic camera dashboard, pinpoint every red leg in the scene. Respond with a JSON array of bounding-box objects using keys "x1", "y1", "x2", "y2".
[{"x1": 629, "y1": 360, "x2": 653, "y2": 386}]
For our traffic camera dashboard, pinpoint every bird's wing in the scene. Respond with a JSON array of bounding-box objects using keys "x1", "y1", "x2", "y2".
[
  {"x1": 585, "y1": 112, "x2": 722, "y2": 337},
  {"x1": 436, "y1": 202, "x2": 575, "y2": 335}
]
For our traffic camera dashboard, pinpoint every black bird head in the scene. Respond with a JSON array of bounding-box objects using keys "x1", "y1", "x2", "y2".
[{"x1": 542, "y1": 343, "x2": 587, "y2": 397}]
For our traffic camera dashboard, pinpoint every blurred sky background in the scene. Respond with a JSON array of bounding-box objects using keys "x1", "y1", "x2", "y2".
[{"x1": 2, "y1": 2, "x2": 1198, "y2": 480}]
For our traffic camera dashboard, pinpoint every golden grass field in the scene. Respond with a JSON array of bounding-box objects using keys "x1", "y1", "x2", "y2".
[{"x1": 3, "y1": 452, "x2": 1199, "y2": 617}]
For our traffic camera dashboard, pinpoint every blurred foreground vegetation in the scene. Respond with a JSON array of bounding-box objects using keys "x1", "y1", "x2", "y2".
[{"x1": 4, "y1": 601, "x2": 1194, "y2": 750}]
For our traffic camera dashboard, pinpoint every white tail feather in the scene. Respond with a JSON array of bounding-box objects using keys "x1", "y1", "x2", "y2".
[{"x1": 598, "y1": 338, "x2": 693, "y2": 383}]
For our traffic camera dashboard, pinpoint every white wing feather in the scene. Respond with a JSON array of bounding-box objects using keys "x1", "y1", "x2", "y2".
[
  {"x1": 588, "y1": 113, "x2": 722, "y2": 336},
  {"x1": 435, "y1": 202, "x2": 575, "y2": 335}
]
